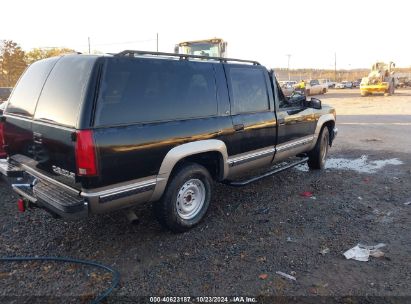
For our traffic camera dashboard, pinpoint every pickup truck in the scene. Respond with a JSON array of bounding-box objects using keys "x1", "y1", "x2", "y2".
[
  {"x1": 0, "y1": 51, "x2": 337, "y2": 232},
  {"x1": 305, "y1": 79, "x2": 328, "y2": 95}
]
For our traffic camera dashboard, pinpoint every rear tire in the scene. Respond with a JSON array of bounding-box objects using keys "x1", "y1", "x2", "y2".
[
  {"x1": 308, "y1": 127, "x2": 329, "y2": 170},
  {"x1": 154, "y1": 162, "x2": 212, "y2": 232}
]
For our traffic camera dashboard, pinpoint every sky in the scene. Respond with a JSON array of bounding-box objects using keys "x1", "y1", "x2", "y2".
[{"x1": 2, "y1": 0, "x2": 410, "y2": 69}]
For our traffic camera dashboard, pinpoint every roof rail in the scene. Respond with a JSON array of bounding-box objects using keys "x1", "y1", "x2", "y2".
[{"x1": 114, "y1": 50, "x2": 260, "y2": 65}]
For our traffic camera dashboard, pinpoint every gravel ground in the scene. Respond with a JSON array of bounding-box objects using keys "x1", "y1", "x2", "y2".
[{"x1": 1, "y1": 90, "x2": 411, "y2": 303}]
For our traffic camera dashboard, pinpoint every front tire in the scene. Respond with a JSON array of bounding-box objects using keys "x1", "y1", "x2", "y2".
[
  {"x1": 308, "y1": 127, "x2": 329, "y2": 169},
  {"x1": 154, "y1": 163, "x2": 212, "y2": 232}
]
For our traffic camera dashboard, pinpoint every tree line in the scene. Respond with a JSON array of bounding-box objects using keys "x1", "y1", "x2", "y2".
[{"x1": 0, "y1": 40, "x2": 75, "y2": 87}]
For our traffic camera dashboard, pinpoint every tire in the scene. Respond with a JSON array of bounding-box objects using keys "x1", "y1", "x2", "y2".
[
  {"x1": 154, "y1": 162, "x2": 212, "y2": 232},
  {"x1": 308, "y1": 127, "x2": 329, "y2": 170}
]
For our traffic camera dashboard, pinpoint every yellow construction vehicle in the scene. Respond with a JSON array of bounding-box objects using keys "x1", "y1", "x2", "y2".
[
  {"x1": 360, "y1": 62, "x2": 396, "y2": 96},
  {"x1": 174, "y1": 38, "x2": 227, "y2": 58}
]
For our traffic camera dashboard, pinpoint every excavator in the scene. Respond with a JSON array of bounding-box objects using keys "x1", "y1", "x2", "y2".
[
  {"x1": 360, "y1": 62, "x2": 396, "y2": 96},
  {"x1": 174, "y1": 38, "x2": 227, "y2": 58}
]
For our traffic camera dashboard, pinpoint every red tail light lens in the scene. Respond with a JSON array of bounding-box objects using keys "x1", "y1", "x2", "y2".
[{"x1": 75, "y1": 130, "x2": 97, "y2": 176}]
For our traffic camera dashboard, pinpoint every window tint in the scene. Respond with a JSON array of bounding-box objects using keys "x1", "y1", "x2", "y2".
[
  {"x1": 6, "y1": 58, "x2": 58, "y2": 117},
  {"x1": 229, "y1": 67, "x2": 269, "y2": 113},
  {"x1": 95, "y1": 58, "x2": 217, "y2": 126},
  {"x1": 34, "y1": 56, "x2": 97, "y2": 127}
]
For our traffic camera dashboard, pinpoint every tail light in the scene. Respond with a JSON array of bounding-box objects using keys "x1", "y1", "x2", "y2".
[{"x1": 75, "y1": 130, "x2": 98, "y2": 176}]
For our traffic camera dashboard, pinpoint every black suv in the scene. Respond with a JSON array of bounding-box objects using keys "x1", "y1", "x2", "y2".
[{"x1": 0, "y1": 51, "x2": 337, "y2": 232}]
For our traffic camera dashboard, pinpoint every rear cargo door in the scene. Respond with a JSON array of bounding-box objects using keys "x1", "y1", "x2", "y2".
[
  {"x1": 4, "y1": 57, "x2": 60, "y2": 163},
  {"x1": 5, "y1": 56, "x2": 97, "y2": 189},
  {"x1": 30, "y1": 56, "x2": 97, "y2": 188}
]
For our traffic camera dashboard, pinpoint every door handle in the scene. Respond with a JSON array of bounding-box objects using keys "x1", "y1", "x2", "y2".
[{"x1": 233, "y1": 124, "x2": 244, "y2": 131}]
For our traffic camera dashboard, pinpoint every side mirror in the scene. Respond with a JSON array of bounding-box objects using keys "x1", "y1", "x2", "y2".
[{"x1": 309, "y1": 97, "x2": 322, "y2": 109}]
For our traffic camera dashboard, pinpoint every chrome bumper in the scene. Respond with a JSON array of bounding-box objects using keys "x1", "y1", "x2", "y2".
[{"x1": 0, "y1": 159, "x2": 88, "y2": 219}]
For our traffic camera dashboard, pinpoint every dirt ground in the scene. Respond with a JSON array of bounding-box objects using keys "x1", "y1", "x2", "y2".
[{"x1": 0, "y1": 88, "x2": 410, "y2": 303}]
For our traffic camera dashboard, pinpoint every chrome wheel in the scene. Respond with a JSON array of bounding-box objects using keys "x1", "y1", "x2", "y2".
[{"x1": 176, "y1": 179, "x2": 206, "y2": 220}]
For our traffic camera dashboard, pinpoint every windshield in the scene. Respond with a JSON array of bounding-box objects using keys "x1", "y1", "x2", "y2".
[{"x1": 182, "y1": 43, "x2": 219, "y2": 57}]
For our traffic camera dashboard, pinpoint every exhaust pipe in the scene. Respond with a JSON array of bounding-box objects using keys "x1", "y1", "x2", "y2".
[{"x1": 124, "y1": 209, "x2": 139, "y2": 225}]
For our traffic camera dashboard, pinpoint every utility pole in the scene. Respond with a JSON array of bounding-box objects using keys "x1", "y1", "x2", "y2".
[
  {"x1": 156, "y1": 33, "x2": 159, "y2": 52},
  {"x1": 286, "y1": 54, "x2": 291, "y2": 80},
  {"x1": 88, "y1": 37, "x2": 91, "y2": 54},
  {"x1": 334, "y1": 52, "x2": 337, "y2": 82}
]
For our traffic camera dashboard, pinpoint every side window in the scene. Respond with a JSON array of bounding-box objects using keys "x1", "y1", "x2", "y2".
[
  {"x1": 95, "y1": 58, "x2": 218, "y2": 126},
  {"x1": 229, "y1": 67, "x2": 269, "y2": 114},
  {"x1": 6, "y1": 57, "x2": 59, "y2": 117}
]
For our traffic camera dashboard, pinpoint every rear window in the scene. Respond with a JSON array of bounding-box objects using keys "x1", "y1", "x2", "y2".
[
  {"x1": 33, "y1": 56, "x2": 97, "y2": 128},
  {"x1": 5, "y1": 58, "x2": 58, "y2": 117},
  {"x1": 94, "y1": 57, "x2": 218, "y2": 126}
]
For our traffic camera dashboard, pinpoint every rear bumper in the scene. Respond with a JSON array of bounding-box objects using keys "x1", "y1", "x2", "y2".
[
  {"x1": 0, "y1": 159, "x2": 88, "y2": 219},
  {"x1": 0, "y1": 157, "x2": 156, "y2": 218}
]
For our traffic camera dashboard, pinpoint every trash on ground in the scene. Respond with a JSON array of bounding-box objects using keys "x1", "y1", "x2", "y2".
[
  {"x1": 259, "y1": 273, "x2": 268, "y2": 280},
  {"x1": 364, "y1": 138, "x2": 383, "y2": 142},
  {"x1": 404, "y1": 201, "x2": 411, "y2": 206},
  {"x1": 300, "y1": 191, "x2": 313, "y2": 197},
  {"x1": 276, "y1": 271, "x2": 297, "y2": 281},
  {"x1": 320, "y1": 248, "x2": 330, "y2": 255},
  {"x1": 343, "y1": 243, "x2": 386, "y2": 262},
  {"x1": 369, "y1": 249, "x2": 385, "y2": 258}
]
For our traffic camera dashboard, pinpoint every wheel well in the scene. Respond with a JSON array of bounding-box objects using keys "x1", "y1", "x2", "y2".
[{"x1": 172, "y1": 152, "x2": 224, "y2": 181}]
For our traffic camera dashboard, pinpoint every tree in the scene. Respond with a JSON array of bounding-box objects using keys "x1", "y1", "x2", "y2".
[
  {"x1": 25, "y1": 47, "x2": 76, "y2": 64},
  {"x1": 0, "y1": 40, "x2": 27, "y2": 87}
]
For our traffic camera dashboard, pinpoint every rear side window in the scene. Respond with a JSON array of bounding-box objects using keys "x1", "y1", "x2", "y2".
[
  {"x1": 229, "y1": 67, "x2": 269, "y2": 114},
  {"x1": 94, "y1": 57, "x2": 218, "y2": 126},
  {"x1": 5, "y1": 58, "x2": 58, "y2": 117},
  {"x1": 34, "y1": 56, "x2": 97, "y2": 127}
]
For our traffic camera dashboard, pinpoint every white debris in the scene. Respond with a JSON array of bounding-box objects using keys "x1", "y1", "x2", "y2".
[
  {"x1": 296, "y1": 155, "x2": 403, "y2": 174},
  {"x1": 343, "y1": 243, "x2": 386, "y2": 262},
  {"x1": 276, "y1": 271, "x2": 297, "y2": 281},
  {"x1": 320, "y1": 248, "x2": 330, "y2": 255},
  {"x1": 404, "y1": 201, "x2": 411, "y2": 206}
]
